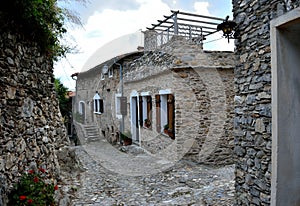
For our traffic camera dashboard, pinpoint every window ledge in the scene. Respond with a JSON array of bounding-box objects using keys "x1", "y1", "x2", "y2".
[
  {"x1": 161, "y1": 132, "x2": 175, "y2": 139},
  {"x1": 94, "y1": 112, "x2": 102, "y2": 115},
  {"x1": 143, "y1": 126, "x2": 152, "y2": 130}
]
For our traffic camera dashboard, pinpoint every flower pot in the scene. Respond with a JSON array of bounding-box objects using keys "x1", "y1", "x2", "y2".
[{"x1": 123, "y1": 138, "x2": 132, "y2": 146}]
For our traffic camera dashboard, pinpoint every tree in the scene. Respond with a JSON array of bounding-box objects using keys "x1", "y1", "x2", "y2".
[
  {"x1": 54, "y1": 78, "x2": 70, "y2": 119},
  {"x1": 0, "y1": 0, "x2": 85, "y2": 60}
]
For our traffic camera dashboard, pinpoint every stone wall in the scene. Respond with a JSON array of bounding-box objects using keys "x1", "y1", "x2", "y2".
[
  {"x1": 0, "y1": 27, "x2": 69, "y2": 203},
  {"x1": 232, "y1": 0, "x2": 300, "y2": 205}
]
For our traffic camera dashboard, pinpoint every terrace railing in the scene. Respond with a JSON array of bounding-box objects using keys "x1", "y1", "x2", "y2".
[{"x1": 144, "y1": 10, "x2": 225, "y2": 51}]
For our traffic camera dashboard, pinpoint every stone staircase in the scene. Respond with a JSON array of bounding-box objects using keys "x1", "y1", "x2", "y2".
[{"x1": 83, "y1": 124, "x2": 101, "y2": 143}]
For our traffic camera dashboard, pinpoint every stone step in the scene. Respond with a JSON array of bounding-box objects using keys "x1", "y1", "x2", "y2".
[{"x1": 83, "y1": 125, "x2": 101, "y2": 142}]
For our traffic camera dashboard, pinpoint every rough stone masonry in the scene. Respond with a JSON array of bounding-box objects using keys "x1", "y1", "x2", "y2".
[
  {"x1": 0, "y1": 18, "x2": 70, "y2": 204},
  {"x1": 232, "y1": 0, "x2": 300, "y2": 205}
]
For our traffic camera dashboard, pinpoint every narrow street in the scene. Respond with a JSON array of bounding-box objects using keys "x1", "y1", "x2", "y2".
[{"x1": 66, "y1": 137, "x2": 235, "y2": 206}]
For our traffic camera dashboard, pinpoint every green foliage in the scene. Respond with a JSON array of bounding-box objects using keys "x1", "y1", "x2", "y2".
[
  {"x1": 9, "y1": 168, "x2": 58, "y2": 206},
  {"x1": 0, "y1": 0, "x2": 75, "y2": 60},
  {"x1": 163, "y1": 124, "x2": 169, "y2": 130},
  {"x1": 120, "y1": 130, "x2": 132, "y2": 141},
  {"x1": 54, "y1": 78, "x2": 69, "y2": 118},
  {"x1": 144, "y1": 118, "x2": 151, "y2": 128}
]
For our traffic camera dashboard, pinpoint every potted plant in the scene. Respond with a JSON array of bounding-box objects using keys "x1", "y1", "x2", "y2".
[
  {"x1": 120, "y1": 130, "x2": 132, "y2": 146},
  {"x1": 163, "y1": 124, "x2": 169, "y2": 134},
  {"x1": 144, "y1": 119, "x2": 151, "y2": 128}
]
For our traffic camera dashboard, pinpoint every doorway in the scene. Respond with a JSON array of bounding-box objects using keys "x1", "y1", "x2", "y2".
[
  {"x1": 271, "y1": 9, "x2": 300, "y2": 206},
  {"x1": 130, "y1": 95, "x2": 140, "y2": 142}
]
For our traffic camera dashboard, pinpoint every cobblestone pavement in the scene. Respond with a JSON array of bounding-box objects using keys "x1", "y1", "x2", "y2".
[{"x1": 66, "y1": 138, "x2": 235, "y2": 206}]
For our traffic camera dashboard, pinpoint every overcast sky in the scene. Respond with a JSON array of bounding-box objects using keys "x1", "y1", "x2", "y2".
[{"x1": 55, "y1": 0, "x2": 234, "y2": 91}]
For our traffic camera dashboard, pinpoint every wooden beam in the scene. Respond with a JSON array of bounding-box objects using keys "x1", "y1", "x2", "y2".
[
  {"x1": 177, "y1": 17, "x2": 220, "y2": 26},
  {"x1": 171, "y1": 10, "x2": 224, "y2": 21},
  {"x1": 149, "y1": 13, "x2": 174, "y2": 30},
  {"x1": 177, "y1": 22, "x2": 216, "y2": 31},
  {"x1": 153, "y1": 28, "x2": 211, "y2": 36}
]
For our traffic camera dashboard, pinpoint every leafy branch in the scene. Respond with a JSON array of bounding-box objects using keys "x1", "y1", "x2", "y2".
[{"x1": 0, "y1": 0, "x2": 84, "y2": 60}]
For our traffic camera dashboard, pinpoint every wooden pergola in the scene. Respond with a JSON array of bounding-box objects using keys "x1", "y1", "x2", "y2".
[{"x1": 145, "y1": 10, "x2": 225, "y2": 49}]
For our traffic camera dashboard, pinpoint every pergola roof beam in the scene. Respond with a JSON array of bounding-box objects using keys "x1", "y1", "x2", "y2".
[
  {"x1": 176, "y1": 17, "x2": 220, "y2": 26},
  {"x1": 171, "y1": 10, "x2": 224, "y2": 21}
]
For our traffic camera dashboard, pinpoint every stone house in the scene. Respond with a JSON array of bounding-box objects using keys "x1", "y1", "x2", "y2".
[{"x1": 73, "y1": 11, "x2": 236, "y2": 166}]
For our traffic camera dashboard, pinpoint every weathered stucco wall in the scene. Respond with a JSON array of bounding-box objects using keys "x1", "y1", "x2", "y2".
[
  {"x1": 0, "y1": 28, "x2": 69, "y2": 204},
  {"x1": 232, "y1": 0, "x2": 300, "y2": 205}
]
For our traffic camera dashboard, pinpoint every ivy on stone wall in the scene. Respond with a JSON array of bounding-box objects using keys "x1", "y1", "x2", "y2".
[{"x1": 0, "y1": 0, "x2": 69, "y2": 60}]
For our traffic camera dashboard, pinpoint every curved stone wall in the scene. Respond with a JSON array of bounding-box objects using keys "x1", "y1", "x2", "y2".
[{"x1": 0, "y1": 26, "x2": 69, "y2": 203}]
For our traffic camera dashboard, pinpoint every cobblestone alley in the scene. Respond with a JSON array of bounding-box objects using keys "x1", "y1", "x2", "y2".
[{"x1": 61, "y1": 137, "x2": 235, "y2": 206}]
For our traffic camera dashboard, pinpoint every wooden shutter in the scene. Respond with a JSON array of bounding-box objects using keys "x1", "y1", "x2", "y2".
[
  {"x1": 139, "y1": 96, "x2": 143, "y2": 127},
  {"x1": 167, "y1": 94, "x2": 175, "y2": 139},
  {"x1": 94, "y1": 100, "x2": 98, "y2": 112},
  {"x1": 147, "y1": 96, "x2": 152, "y2": 120},
  {"x1": 99, "y1": 99, "x2": 104, "y2": 113},
  {"x1": 155, "y1": 95, "x2": 161, "y2": 132}
]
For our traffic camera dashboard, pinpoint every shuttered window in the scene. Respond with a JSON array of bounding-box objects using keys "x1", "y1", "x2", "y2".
[
  {"x1": 139, "y1": 96, "x2": 143, "y2": 127},
  {"x1": 99, "y1": 99, "x2": 104, "y2": 113},
  {"x1": 147, "y1": 96, "x2": 152, "y2": 120},
  {"x1": 155, "y1": 95, "x2": 161, "y2": 132},
  {"x1": 156, "y1": 93, "x2": 175, "y2": 139},
  {"x1": 142, "y1": 95, "x2": 152, "y2": 128},
  {"x1": 167, "y1": 94, "x2": 175, "y2": 139}
]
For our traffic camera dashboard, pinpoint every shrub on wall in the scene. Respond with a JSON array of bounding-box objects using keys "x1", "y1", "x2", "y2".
[
  {"x1": 8, "y1": 168, "x2": 59, "y2": 206},
  {"x1": 0, "y1": 0, "x2": 77, "y2": 60}
]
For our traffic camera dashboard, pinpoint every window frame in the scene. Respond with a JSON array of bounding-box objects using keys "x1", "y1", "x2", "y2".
[
  {"x1": 157, "y1": 90, "x2": 175, "y2": 138},
  {"x1": 101, "y1": 73, "x2": 105, "y2": 80},
  {"x1": 141, "y1": 93, "x2": 152, "y2": 129},
  {"x1": 115, "y1": 93, "x2": 122, "y2": 119},
  {"x1": 108, "y1": 68, "x2": 113, "y2": 78},
  {"x1": 93, "y1": 92, "x2": 104, "y2": 114}
]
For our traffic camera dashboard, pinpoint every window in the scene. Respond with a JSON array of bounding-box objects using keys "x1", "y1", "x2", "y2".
[
  {"x1": 155, "y1": 95, "x2": 161, "y2": 132},
  {"x1": 142, "y1": 95, "x2": 152, "y2": 128},
  {"x1": 93, "y1": 92, "x2": 103, "y2": 114},
  {"x1": 108, "y1": 68, "x2": 113, "y2": 78},
  {"x1": 101, "y1": 73, "x2": 105, "y2": 80},
  {"x1": 115, "y1": 94, "x2": 122, "y2": 119},
  {"x1": 116, "y1": 94, "x2": 127, "y2": 118},
  {"x1": 139, "y1": 96, "x2": 143, "y2": 127},
  {"x1": 156, "y1": 92, "x2": 175, "y2": 139},
  {"x1": 79, "y1": 101, "x2": 85, "y2": 115}
]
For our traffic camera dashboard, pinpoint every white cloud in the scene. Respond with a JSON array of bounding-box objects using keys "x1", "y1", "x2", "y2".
[
  {"x1": 55, "y1": 0, "x2": 170, "y2": 78},
  {"x1": 194, "y1": 2, "x2": 210, "y2": 15}
]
